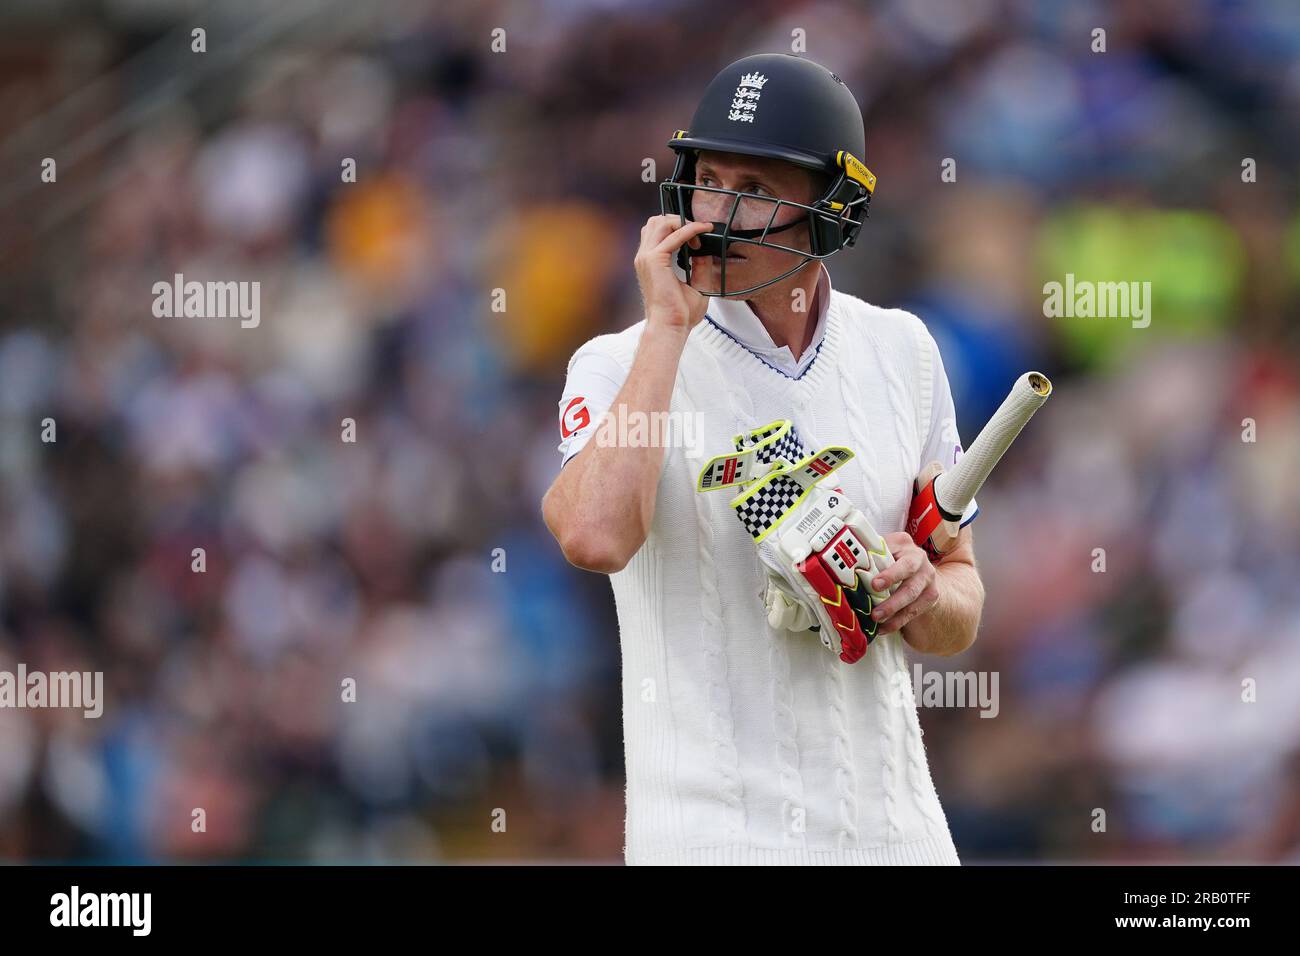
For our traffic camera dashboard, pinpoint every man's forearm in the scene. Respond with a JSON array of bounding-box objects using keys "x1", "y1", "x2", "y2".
[{"x1": 901, "y1": 559, "x2": 984, "y2": 656}]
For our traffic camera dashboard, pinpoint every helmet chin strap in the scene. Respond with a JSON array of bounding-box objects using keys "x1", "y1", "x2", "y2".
[
  {"x1": 680, "y1": 218, "x2": 813, "y2": 297},
  {"x1": 683, "y1": 218, "x2": 802, "y2": 259}
]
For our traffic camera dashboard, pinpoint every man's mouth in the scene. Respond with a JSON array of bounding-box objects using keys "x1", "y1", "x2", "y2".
[{"x1": 709, "y1": 253, "x2": 747, "y2": 262}]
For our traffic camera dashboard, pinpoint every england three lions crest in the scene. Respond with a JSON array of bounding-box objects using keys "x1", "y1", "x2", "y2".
[{"x1": 728, "y1": 71, "x2": 768, "y2": 123}]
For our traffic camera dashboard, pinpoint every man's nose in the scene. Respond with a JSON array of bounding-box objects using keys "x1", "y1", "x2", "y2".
[{"x1": 691, "y1": 188, "x2": 730, "y2": 222}]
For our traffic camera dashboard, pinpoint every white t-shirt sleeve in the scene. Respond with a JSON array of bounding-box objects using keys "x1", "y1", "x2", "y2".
[
  {"x1": 556, "y1": 339, "x2": 632, "y2": 467},
  {"x1": 920, "y1": 331, "x2": 979, "y2": 527}
]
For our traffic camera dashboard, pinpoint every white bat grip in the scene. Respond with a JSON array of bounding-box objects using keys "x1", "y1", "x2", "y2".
[{"x1": 934, "y1": 371, "x2": 1052, "y2": 517}]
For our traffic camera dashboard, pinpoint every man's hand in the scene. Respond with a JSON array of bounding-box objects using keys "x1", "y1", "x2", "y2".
[
  {"x1": 869, "y1": 532, "x2": 941, "y2": 635},
  {"x1": 634, "y1": 215, "x2": 713, "y2": 333}
]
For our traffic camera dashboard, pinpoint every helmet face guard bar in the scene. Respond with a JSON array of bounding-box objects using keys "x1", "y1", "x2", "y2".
[{"x1": 659, "y1": 148, "x2": 875, "y2": 298}]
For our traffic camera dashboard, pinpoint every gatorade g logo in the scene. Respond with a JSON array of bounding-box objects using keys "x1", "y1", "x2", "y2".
[{"x1": 560, "y1": 397, "x2": 590, "y2": 438}]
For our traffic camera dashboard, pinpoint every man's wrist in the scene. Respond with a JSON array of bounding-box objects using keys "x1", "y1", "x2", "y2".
[
  {"x1": 646, "y1": 303, "x2": 697, "y2": 333},
  {"x1": 639, "y1": 315, "x2": 692, "y2": 356}
]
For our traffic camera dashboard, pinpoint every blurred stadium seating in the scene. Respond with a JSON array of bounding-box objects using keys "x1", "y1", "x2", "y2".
[{"x1": 0, "y1": 0, "x2": 1297, "y2": 862}]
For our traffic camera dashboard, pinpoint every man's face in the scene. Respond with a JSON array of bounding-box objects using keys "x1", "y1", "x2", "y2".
[{"x1": 686, "y1": 149, "x2": 823, "y2": 296}]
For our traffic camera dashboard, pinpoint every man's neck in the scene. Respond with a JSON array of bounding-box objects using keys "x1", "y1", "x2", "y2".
[{"x1": 745, "y1": 265, "x2": 822, "y2": 361}]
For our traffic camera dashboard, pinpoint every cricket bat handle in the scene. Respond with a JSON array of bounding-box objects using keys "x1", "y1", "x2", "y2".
[{"x1": 907, "y1": 371, "x2": 1052, "y2": 560}]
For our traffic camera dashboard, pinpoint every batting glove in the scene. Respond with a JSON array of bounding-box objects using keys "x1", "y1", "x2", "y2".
[{"x1": 698, "y1": 421, "x2": 895, "y2": 663}]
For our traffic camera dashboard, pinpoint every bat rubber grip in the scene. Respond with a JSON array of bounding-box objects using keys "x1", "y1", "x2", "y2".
[{"x1": 934, "y1": 371, "x2": 1052, "y2": 516}]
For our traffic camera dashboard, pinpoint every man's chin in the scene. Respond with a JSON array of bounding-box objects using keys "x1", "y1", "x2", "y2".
[{"x1": 690, "y1": 256, "x2": 755, "y2": 295}]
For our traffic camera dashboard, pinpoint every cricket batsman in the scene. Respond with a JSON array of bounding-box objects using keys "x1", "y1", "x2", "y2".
[{"x1": 542, "y1": 53, "x2": 984, "y2": 865}]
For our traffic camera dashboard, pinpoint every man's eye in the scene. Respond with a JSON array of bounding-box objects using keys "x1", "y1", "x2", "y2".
[{"x1": 696, "y1": 176, "x2": 767, "y2": 195}]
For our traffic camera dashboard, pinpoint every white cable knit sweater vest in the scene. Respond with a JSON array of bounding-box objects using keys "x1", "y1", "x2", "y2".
[{"x1": 606, "y1": 291, "x2": 961, "y2": 866}]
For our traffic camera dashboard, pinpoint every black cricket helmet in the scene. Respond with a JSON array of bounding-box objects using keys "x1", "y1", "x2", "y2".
[{"x1": 660, "y1": 53, "x2": 877, "y2": 297}]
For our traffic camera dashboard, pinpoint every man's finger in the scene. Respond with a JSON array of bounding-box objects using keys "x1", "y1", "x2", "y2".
[
  {"x1": 883, "y1": 531, "x2": 918, "y2": 560},
  {"x1": 642, "y1": 215, "x2": 682, "y2": 245},
  {"x1": 872, "y1": 573, "x2": 926, "y2": 622},
  {"x1": 872, "y1": 546, "x2": 921, "y2": 591},
  {"x1": 653, "y1": 220, "x2": 713, "y2": 255}
]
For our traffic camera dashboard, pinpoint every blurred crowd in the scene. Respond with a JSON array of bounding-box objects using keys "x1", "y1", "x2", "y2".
[{"x1": 0, "y1": 0, "x2": 1298, "y2": 862}]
